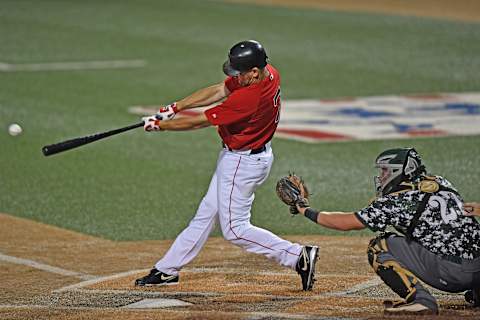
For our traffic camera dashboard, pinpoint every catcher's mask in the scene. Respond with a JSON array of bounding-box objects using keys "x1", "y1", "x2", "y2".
[{"x1": 374, "y1": 148, "x2": 426, "y2": 197}]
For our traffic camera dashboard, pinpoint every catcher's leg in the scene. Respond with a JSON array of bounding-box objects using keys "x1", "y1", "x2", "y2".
[
  {"x1": 465, "y1": 264, "x2": 480, "y2": 307},
  {"x1": 465, "y1": 288, "x2": 480, "y2": 307},
  {"x1": 367, "y1": 234, "x2": 438, "y2": 314}
]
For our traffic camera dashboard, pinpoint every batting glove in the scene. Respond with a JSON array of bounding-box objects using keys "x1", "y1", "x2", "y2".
[
  {"x1": 142, "y1": 115, "x2": 162, "y2": 132},
  {"x1": 156, "y1": 102, "x2": 178, "y2": 121}
]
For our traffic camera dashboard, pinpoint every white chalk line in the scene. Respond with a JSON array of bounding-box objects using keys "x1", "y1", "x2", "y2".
[
  {"x1": 54, "y1": 266, "x2": 374, "y2": 293},
  {"x1": 54, "y1": 269, "x2": 149, "y2": 292},
  {"x1": 0, "y1": 59, "x2": 146, "y2": 72},
  {"x1": 0, "y1": 256, "x2": 373, "y2": 319},
  {"x1": 115, "y1": 265, "x2": 366, "y2": 278},
  {"x1": 55, "y1": 267, "x2": 289, "y2": 293},
  {"x1": 0, "y1": 252, "x2": 96, "y2": 280},
  {"x1": 325, "y1": 277, "x2": 384, "y2": 296},
  {"x1": 71, "y1": 287, "x2": 219, "y2": 298},
  {"x1": 0, "y1": 255, "x2": 464, "y2": 319},
  {"x1": 0, "y1": 250, "x2": 380, "y2": 298}
]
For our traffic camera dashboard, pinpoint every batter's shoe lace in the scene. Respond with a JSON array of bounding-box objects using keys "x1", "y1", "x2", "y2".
[
  {"x1": 134, "y1": 268, "x2": 179, "y2": 287},
  {"x1": 465, "y1": 288, "x2": 480, "y2": 307},
  {"x1": 383, "y1": 300, "x2": 438, "y2": 315},
  {"x1": 296, "y1": 245, "x2": 319, "y2": 291}
]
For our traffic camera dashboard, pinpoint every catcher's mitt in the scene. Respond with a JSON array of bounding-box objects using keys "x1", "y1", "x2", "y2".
[{"x1": 276, "y1": 173, "x2": 310, "y2": 215}]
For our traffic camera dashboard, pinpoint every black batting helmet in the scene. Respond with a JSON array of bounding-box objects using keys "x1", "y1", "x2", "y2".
[{"x1": 222, "y1": 40, "x2": 268, "y2": 76}]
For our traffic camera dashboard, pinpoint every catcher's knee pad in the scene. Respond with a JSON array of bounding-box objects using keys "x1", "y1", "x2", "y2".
[
  {"x1": 367, "y1": 235, "x2": 418, "y2": 301},
  {"x1": 367, "y1": 235, "x2": 389, "y2": 269}
]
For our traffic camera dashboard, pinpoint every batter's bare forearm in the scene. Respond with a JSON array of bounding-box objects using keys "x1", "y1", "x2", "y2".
[
  {"x1": 176, "y1": 83, "x2": 228, "y2": 111},
  {"x1": 159, "y1": 114, "x2": 210, "y2": 131}
]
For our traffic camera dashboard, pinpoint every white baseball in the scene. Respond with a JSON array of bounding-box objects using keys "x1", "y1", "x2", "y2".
[{"x1": 8, "y1": 123, "x2": 23, "y2": 136}]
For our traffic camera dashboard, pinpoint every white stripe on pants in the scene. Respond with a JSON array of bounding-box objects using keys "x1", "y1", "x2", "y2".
[{"x1": 155, "y1": 147, "x2": 302, "y2": 275}]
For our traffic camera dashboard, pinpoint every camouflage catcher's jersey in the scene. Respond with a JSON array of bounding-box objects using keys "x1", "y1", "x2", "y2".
[{"x1": 355, "y1": 175, "x2": 480, "y2": 259}]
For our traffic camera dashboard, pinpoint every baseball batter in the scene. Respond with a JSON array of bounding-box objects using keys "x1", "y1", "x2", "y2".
[
  {"x1": 280, "y1": 148, "x2": 480, "y2": 315},
  {"x1": 135, "y1": 40, "x2": 318, "y2": 291}
]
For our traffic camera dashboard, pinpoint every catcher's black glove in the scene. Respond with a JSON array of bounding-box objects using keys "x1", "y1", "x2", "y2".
[{"x1": 275, "y1": 173, "x2": 310, "y2": 215}]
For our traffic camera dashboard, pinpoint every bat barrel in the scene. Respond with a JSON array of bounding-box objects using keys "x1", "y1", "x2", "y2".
[
  {"x1": 42, "y1": 145, "x2": 58, "y2": 156},
  {"x1": 42, "y1": 121, "x2": 144, "y2": 156}
]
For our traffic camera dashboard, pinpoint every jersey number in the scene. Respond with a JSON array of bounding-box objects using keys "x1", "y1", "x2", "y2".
[
  {"x1": 273, "y1": 86, "x2": 281, "y2": 123},
  {"x1": 427, "y1": 191, "x2": 462, "y2": 223}
]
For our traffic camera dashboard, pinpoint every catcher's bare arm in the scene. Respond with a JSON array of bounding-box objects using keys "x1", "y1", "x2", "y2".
[
  {"x1": 296, "y1": 207, "x2": 366, "y2": 231},
  {"x1": 465, "y1": 202, "x2": 480, "y2": 217},
  {"x1": 295, "y1": 201, "x2": 479, "y2": 230}
]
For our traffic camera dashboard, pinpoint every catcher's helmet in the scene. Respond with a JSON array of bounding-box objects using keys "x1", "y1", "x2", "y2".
[
  {"x1": 374, "y1": 148, "x2": 426, "y2": 196},
  {"x1": 223, "y1": 40, "x2": 268, "y2": 76}
]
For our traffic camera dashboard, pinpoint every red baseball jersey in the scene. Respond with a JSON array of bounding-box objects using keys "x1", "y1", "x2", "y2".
[{"x1": 204, "y1": 64, "x2": 281, "y2": 150}]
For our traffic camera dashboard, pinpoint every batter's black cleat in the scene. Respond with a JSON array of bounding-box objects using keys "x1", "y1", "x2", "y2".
[
  {"x1": 296, "y1": 245, "x2": 319, "y2": 291},
  {"x1": 134, "y1": 268, "x2": 179, "y2": 287},
  {"x1": 465, "y1": 288, "x2": 480, "y2": 307}
]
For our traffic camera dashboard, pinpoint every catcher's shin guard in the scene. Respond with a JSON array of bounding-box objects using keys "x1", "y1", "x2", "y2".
[
  {"x1": 367, "y1": 235, "x2": 418, "y2": 302},
  {"x1": 465, "y1": 286, "x2": 480, "y2": 307}
]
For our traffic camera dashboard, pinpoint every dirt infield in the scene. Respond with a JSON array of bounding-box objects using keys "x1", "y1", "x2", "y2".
[
  {"x1": 1, "y1": 213, "x2": 478, "y2": 319},
  {"x1": 226, "y1": 0, "x2": 480, "y2": 23}
]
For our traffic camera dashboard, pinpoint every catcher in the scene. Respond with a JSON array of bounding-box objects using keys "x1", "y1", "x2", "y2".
[{"x1": 276, "y1": 147, "x2": 480, "y2": 315}]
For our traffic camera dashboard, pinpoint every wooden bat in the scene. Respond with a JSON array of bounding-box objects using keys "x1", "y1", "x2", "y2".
[{"x1": 42, "y1": 121, "x2": 144, "y2": 156}]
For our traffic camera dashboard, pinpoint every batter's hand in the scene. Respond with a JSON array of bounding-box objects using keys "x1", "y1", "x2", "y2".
[
  {"x1": 142, "y1": 115, "x2": 162, "y2": 132},
  {"x1": 156, "y1": 102, "x2": 178, "y2": 121}
]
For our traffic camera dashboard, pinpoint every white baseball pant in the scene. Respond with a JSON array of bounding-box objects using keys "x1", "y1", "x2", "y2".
[{"x1": 155, "y1": 144, "x2": 303, "y2": 275}]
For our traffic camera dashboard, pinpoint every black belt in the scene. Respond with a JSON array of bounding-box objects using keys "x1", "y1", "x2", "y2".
[
  {"x1": 250, "y1": 145, "x2": 266, "y2": 154},
  {"x1": 223, "y1": 143, "x2": 266, "y2": 154}
]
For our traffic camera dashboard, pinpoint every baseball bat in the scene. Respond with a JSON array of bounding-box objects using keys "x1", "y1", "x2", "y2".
[{"x1": 42, "y1": 121, "x2": 144, "y2": 156}]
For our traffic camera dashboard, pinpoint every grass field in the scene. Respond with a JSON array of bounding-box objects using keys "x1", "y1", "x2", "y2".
[{"x1": 1, "y1": 0, "x2": 479, "y2": 241}]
